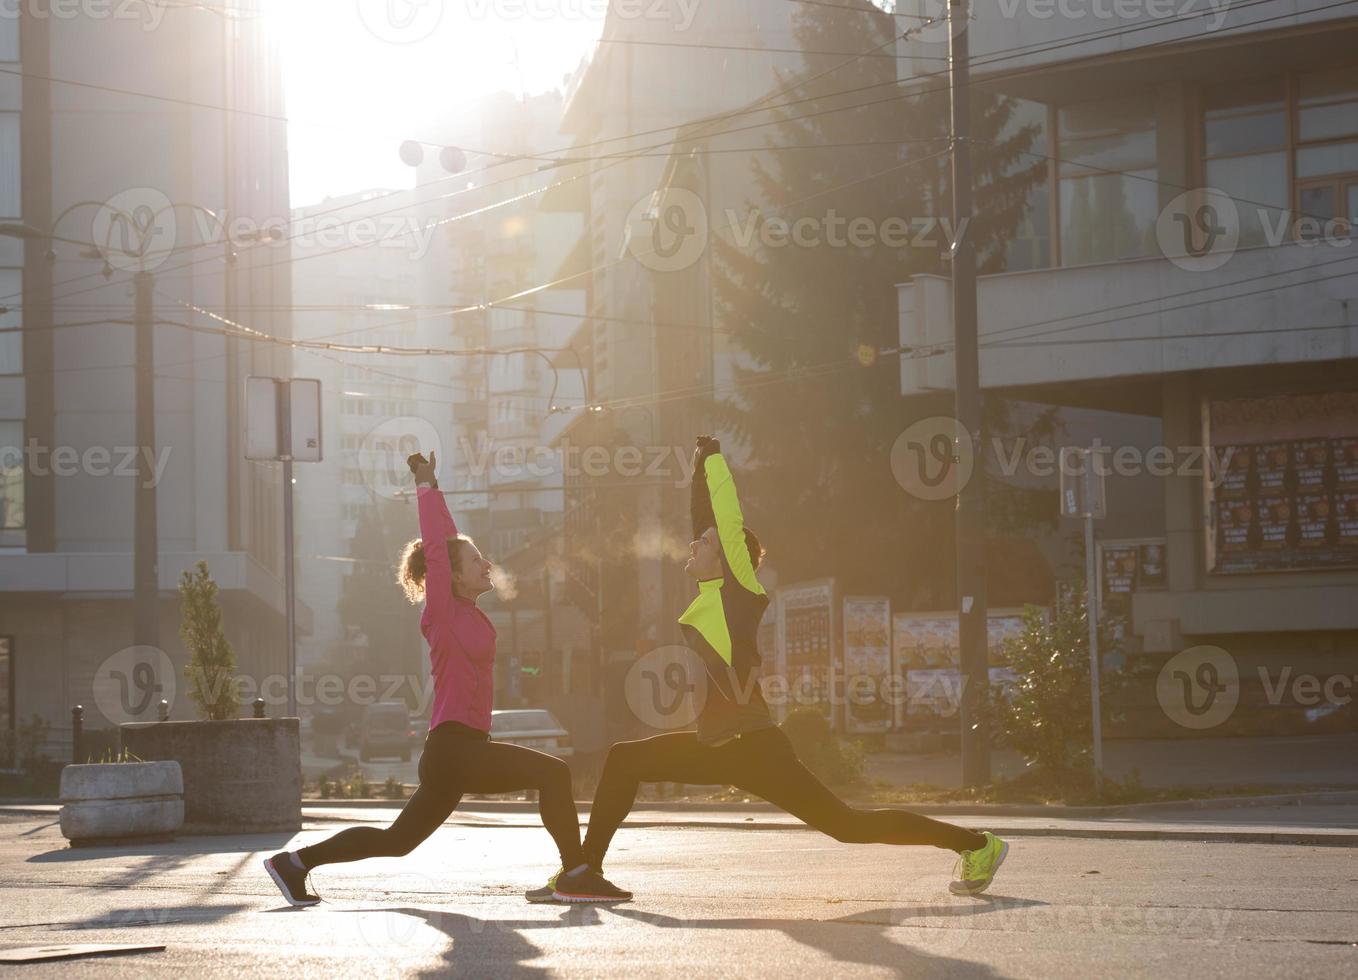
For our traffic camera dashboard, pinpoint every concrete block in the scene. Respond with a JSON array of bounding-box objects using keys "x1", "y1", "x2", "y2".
[
  {"x1": 57, "y1": 760, "x2": 185, "y2": 844},
  {"x1": 120, "y1": 719, "x2": 301, "y2": 835},
  {"x1": 59, "y1": 760, "x2": 184, "y2": 802},
  {"x1": 59, "y1": 797, "x2": 185, "y2": 842}
]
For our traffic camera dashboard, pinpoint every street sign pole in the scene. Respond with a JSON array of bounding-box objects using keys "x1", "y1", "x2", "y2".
[
  {"x1": 1084, "y1": 461, "x2": 1104, "y2": 793},
  {"x1": 277, "y1": 380, "x2": 297, "y2": 719}
]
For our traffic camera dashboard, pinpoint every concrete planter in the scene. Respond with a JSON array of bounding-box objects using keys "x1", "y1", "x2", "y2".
[
  {"x1": 59, "y1": 760, "x2": 184, "y2": 846},
  {"x1": 120, "y1": 718, "x2": 301, "y2": 835}
]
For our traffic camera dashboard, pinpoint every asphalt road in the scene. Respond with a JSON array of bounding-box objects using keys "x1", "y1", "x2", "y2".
[{"x1": 2, "y1": 813, "x2": 1355, "y2": 978}]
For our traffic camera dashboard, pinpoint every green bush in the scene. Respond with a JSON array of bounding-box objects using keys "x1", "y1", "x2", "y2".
[
  {"x1": 382, "y1": 776, "x2": 406, "y2": 800},
  {"x1": 780, "y1": 707, "x2": 864, "y2": 786},
  {"x1": 990, "y1": 590, "x2": 1125, "y2": 777}
]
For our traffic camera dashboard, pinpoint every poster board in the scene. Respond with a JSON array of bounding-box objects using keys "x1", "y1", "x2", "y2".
[
  {"x1": 1205, "y1": 392, "x2": 1358, "y2": 573},
  {"x1": 773, "y1": 579, "x2": 837, "y2": 726},
  {"x1": 842, "y1": 596, "x2": 892, "y2": 734}
]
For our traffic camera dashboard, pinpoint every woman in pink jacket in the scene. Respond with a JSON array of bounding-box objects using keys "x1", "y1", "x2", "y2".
[{"x1": 265, "y1": 450, "x2": 625, "y2": 905}]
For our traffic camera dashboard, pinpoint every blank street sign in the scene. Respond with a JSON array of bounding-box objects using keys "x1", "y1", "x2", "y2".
[{"x1": 245, "y1": 377, "x2": 322, "y2": 462}]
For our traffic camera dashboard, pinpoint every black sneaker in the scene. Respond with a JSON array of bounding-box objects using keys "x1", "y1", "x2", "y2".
[
  {"x1": 551, "y1": 868, "x2": 632, "y2": 903},
  {"x1": 264, "y1": 852, "x2": 321, "y2": 907}
]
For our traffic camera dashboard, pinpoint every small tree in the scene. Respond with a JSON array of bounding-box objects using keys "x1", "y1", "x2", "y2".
[
  {"x1": 992, "y1": 590, "x2": 1124, "y2": 776},
  {"x1": 179, "y1": 560, "x2": 241, "y2": 721}
]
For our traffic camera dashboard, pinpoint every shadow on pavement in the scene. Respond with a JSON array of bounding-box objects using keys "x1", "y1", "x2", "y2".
[
  {"x1": 606, "y1": 896, "x2": 1045, "y2": 976},
  {"x1": 44, "y1": 903, "x2": 254, "y2": 932},
  {"x1": 330, "y1": 904, "x2": 604, "y2": 978},
  {"x1": 28, "y1": 832, "x2": 294, "y2": 862}
]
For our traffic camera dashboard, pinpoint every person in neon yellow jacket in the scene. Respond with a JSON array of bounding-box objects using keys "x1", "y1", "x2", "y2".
[{"x1": 529, "y1": 436, "x2": 1010, "y2": 903}]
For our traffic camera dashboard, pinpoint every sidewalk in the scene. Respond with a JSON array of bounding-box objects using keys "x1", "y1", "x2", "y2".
[
  {"x1": 7, "y1": 797, "x2": 1357, "y2": 846},
  {"x1": 863, "y1": 733, "x2": 1358, "y2": 790}
]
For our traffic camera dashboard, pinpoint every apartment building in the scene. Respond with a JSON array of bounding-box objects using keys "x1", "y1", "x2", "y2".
[
  {"x1": 0, "y1": 4, "x2": 293, "y2": 749},
  {"x1": 894, "y1": 1, "x2": 1358, "y2": 732}
]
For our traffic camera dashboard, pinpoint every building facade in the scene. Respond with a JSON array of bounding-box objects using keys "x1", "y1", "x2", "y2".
[
  {"x1": 895, "y1": 2, "x2": 1358, "y2": 733},
  {"x1": 0, "y1": 4, "x2": 293, "y2": 752}
]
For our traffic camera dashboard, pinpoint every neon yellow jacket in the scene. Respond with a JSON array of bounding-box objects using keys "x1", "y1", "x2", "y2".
[{"x1": 679, "y1": 450, "x2": 774, "y2": 743}]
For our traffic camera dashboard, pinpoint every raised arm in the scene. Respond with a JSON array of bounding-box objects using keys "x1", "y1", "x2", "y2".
[
  {"x1": 696, "y1": 438, "x2": 765, "y2": 596},
  {"x1": 410, "y1": 452, "x2": 459, "y2": 623}
]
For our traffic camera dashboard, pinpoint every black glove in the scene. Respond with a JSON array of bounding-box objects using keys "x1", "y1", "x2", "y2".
[{"x1": 694, "y1": 435, "x2": 721, "y2": 464}]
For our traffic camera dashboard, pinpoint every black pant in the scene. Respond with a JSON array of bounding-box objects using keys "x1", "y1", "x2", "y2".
[
  {"x1": 582, "y1": 727, "x2": 985, "y2": 868},
  {"x1": 298, "y1": 721, "x2": 584, "y2": 871}
]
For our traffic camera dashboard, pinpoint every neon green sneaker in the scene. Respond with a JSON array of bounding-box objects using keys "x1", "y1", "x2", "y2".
[
  {"x1": 525, "y1": 868, "x2": 562, "y2": 904},
  {"x1": 949, "y1": 831, "x2": 1008, "y2": 895}
]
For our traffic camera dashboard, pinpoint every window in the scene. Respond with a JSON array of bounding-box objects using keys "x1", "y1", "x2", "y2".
[
  {"x1": 1294, "y1": 67, "x2": 1358, "y2": 239},
  {"x1": 2, "y1": 420, "x2": 24, "y2": 530},
  {"x1": 0, "y1": 17, "x2": 16, "y2": 63},
  {"x1": 1058, "y1": 97, "x2": 1158, "y2": 265},
  {"x1": 1203, "y1": 78, "x2": 1288, "y2": 248},
  {"x1": 0, "y1": 114, "x2": 18, "y2": 221},
  {"x1": 1001, "y1": 100, "x2": 1051, "y2": 272},
  {"x1": 0, "y1": 270, "x2": 19, "y2": 374}
]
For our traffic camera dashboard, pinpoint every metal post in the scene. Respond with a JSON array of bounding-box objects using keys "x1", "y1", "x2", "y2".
[
  {"x1": 948, "y1": 0, "x2": 990, "y2": 788},
  {"x1": 133, "y1": 271, "x2": 159, "y2": 651},
  {"x1": 277, "y1": 381, "x2": 297, "y2": 718},
  {"x1": 71, "y1": 704, "x2": 83, "y2": 764},
  {"x1": 1084, "y1": 461, "x2": 1104, "y2": 793},
  {"x1": 253, "y1": 697, "x2": 266, "y2": 719}
]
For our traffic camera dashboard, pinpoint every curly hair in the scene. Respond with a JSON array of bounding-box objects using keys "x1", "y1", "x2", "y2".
[{"x1": 397, "y1": 534, "x2": 475, "y2": 603}]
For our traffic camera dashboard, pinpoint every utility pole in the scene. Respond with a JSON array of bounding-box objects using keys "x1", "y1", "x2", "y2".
[
  {"x1": 133, "y1": 270, "x2": 159, "y2": 650},
  {"x1": 278, "y1": 381, "x2": 297, "y2": 718},
  {"x1": 948, "y1": 0, "x2": 990, "y2": 788}
]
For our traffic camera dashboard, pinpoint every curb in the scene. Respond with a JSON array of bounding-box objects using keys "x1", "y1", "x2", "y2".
[
  {"x1": 294, "y1": 813, "x2": 1358, "y2": 846},
  {"x1": 10, "y1": 789, "x2": 1358, "y2": 819},
  {"x1": 294, "y1": 788, "x2": 1358, "y2": 817},
  {"x1": 6, "y1": 803, "x2": 1354, "y2": 847}
]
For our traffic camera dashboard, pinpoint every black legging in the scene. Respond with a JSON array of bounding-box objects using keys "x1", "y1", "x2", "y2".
[
  {"x1": 581, "y1": 727, "x2": 985, "y2": 868},
  {"x1": 298, "y1": 721, "x2": 584, "y2": 871}
]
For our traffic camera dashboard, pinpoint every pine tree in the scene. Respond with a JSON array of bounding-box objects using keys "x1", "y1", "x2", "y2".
[
  {"x1": 709, "y1": 4, "x2": 1052, "y2": 604},
  {"x1": 179, "y1": 560, "x2": 241, "y2": 721}
]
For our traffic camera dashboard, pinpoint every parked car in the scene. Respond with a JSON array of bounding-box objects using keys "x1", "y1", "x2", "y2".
[
  {"x1": 359, "y1": 702, "x2": 417, "y2": 762},
  {"x1": 490, "y1": 709, "x2": 573, "y2": 758}
]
